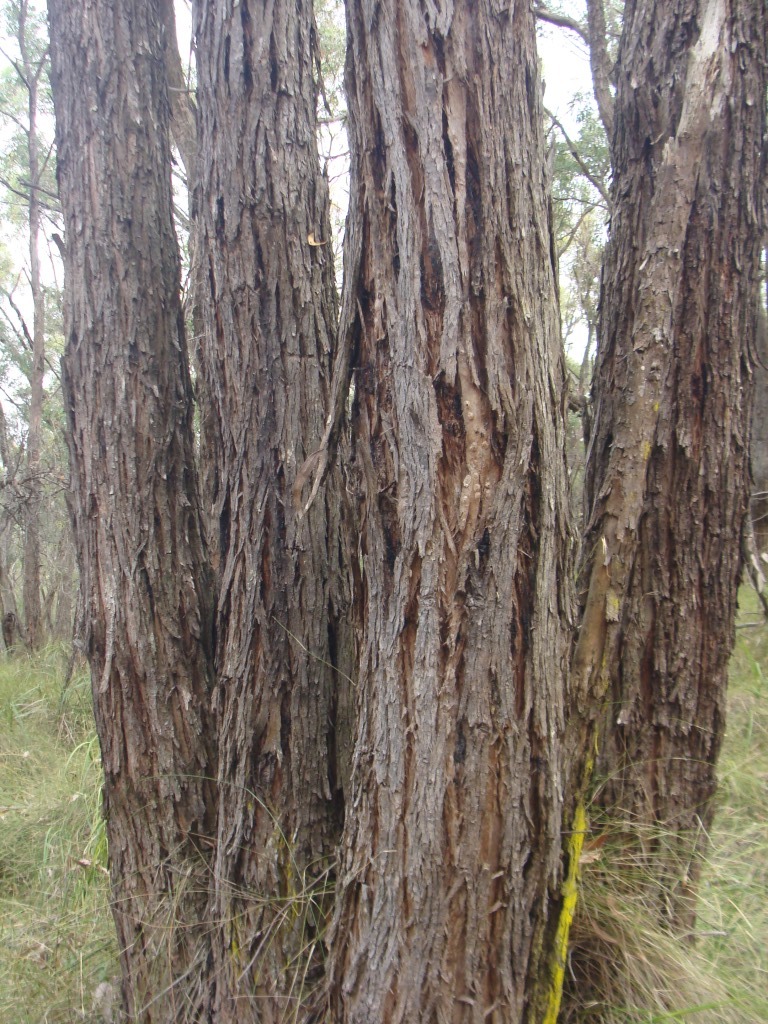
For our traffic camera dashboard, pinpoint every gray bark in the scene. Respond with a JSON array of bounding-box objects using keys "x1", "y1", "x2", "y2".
[
  {"x1": 326, "y1": 2, "x2": 574, "y2": 1021},
  {"x1": 578, "y1": 0, "x2": 767, "y2": 933},
  {"x1": 48, "y1": 0, "x2": 218, "y2": 1018},
  {"x1": 192, "y1": 0, "x2": 355, "y2": 1016}
]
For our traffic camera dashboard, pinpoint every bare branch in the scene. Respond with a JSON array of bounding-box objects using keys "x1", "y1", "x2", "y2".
[
  {"x1": 585, "y1": 0, "x2": 615, "y2": 140},
  {"x1": 0, "y1": 106, "x2": 29, "y2": 134},
  {"x1": 2, "y1": 287, "x2": 34, "y2": 353},
  {"x1": 534, "y1": 5, "x2": 589, "y2": 45},
  {"x1": 546, "y1": 108, "x2": 611, "y2": 208},
  {"x1": 157, "y1": 0, "x2": 197, "y2": 181},
  {"x1": 557, "y1": 201, "x2": 600, "y2": 259}
]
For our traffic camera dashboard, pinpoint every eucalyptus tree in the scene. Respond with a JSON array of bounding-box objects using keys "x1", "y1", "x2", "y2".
[
  {"x1": 579, "y1": 0, "x2": 767, "y2": 930},
  {"x1": 48, "y1": 1, "x2": 218, "y2": 1017},
  {"x1": 319, "y1": 2, "x2": 577, "y2": 1020}
]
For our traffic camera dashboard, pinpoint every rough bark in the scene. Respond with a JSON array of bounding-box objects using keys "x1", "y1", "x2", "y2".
[
  {"x1": 326, "y1": 2, "x2": 573, "y2": 1021},
  {"x1": 579, "y1": 0, "x2": 766, "y2": 927},
  {"x1": 48, "y1": 1, "x2": 218, "y2": 1019},
  {"x1": 192, "y1": 0, "x2": 355, "y2": 1016}
]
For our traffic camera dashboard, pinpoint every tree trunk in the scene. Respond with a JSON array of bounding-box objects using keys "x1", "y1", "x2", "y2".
[
  {"x1": 580, "y1": 0, "x2": 766, "y2": 929},
  {"x1": 192, "y1": 0, "x2": 355, "y2": 1016},
  {"x1": 48, "y1": 1, "x2": 218, "y2": 1019},
  {"x1": 19, "y1": 1, "x2": 46, "y2": 650},
  {"x1": 0, "y1": 404, "x2": 21, "y2": 630},
  {"x1": 52, "y1": 528, "x2": 76, "y2": 641},
  {"x1": 326, "y1": 3, "x2": 574, "y2": 1021}
]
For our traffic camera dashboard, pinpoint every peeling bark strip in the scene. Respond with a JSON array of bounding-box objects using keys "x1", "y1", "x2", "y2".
[
  {"x1": 193, "y1": 0, "x2": 354, "y2": 1016},
  {"x1": 327, "y1": 2, "x2": 573, "y2": 1021},
  {"x1": 581, "y1": 0, "x2": 767, "y2": 923},
  {"x1": 48, "y1": 0, "x2": 217, "y2": 1020}
]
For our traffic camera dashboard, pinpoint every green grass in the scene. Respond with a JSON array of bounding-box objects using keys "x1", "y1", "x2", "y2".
[
  {"x1": 0, "y1": 648, "x2": 117, "y2": 1023},
  {"x1": 0, "y1": 595, "x2": 766, "y2": 1023}
]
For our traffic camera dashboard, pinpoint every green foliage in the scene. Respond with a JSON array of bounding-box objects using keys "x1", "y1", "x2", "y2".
[
  {"x1": 548, "y1": 94, "x2": 608, "y2": 375},
  {"x1": 315, "y1": 0, "x2": 345, "y2": 119}
]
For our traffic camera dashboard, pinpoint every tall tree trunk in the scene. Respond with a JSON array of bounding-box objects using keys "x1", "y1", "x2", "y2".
[
  {"x1": 326, "y1": 2, "x2": 574, "y2": 1021},
  {"x1": 19, "y1": 0, "x2": 45, "y2": 650},
  {"x1": 48, "y1": 1, "x2": 218, "y2": 1019},
  {"x1": 0, "y1": 402, "x2": 21, "y2": 630},
  {"x1": 193, "y1": 0, "x2": 354, "y2": 1016},
  {"x1": 580, "y1": 0, "x2": 766, "y2": 928}
]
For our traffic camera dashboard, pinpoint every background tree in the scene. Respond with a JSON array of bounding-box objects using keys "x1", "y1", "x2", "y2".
[
  {"x1": 13, "y1": 0, "x2": 46, "y2": 648},
  {"x1": 0, "y1": 0, "x2": 70, "y2": 648},
  {"x1": 48, "y1": 0, "x2": 218, "y2": 1018}
]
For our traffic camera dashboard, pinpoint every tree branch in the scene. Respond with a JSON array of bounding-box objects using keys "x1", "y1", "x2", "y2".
[
  {"x1": 157, "y1": 0, "x2": 197, "y2": 181},
  {"x1": 546, "y1": 108, "x2": 611, "y2": 208},
  {"x1": 585, "y1": 0, "x2": 615, "y2": 140},
  {"x1": 534, "y1": 5, "x2": 589, "y2": 45},
  {"x1": 1, "y1": 288, "x2": 34, "y2": 353},
  {"x1": 557, "y1": 201, "x2": 600, "y2": 259}
]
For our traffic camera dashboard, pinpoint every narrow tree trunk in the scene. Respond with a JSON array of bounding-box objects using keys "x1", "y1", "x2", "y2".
[
  {"x1": 48, "y1": 1, "x2": 218, "y2": 1019},
  {"x1": 0, "y1": 401, "x2": 21, "y2": 628},
  {"x1": 326, "y1": 3, "x2": 574, "y2": 1021},
  {"x1": 193, "y1": 0, "x2": 354, "y2": 1016},
  {"x1": 580, "y1": 0, "x2": 766, "y2": 929},
  {"x1": 52, "y1": 529, "x2": 75, "y2": 641},
  {"x1": 19, "y1": 1, "x2": 46, "y2": 650}
]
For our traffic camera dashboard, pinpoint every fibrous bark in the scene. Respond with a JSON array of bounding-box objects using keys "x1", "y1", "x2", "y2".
[
  {"x1": 193, "y1": 0, "x2": 354, "y2": 1016},
  {"x1": 48, "y1": 1, "x2": 217, "y2": 1018},
  {"x1": 580, "y1": 0, "x2": 767, "y2": 926},
  {"x1": 326, "y1": 2, "x2": 573, "y2": 1021}
]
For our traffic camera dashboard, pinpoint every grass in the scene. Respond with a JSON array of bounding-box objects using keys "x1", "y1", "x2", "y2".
[
  {"x1": 563, "y1": 587, "x2": 768, "y2": 1024},
  {"x1": 697, "y1": 590, "x2": 768, "y2": 1021},
  {"x1": 0, "y1": 594, "x2": 766, "y2": 1023},
  {"x1": 0, "y1": 647, "x2": 117, "y2": 1023}
]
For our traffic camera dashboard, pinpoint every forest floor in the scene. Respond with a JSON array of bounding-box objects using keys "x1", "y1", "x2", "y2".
[{"x1": 0, "y1": 595, "x2": 766, "y2": 1023}]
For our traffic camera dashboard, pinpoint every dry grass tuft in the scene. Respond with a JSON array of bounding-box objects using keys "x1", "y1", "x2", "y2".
[{"x1": 562, "y1": 589, "x2": 768, "y2": 1023}]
